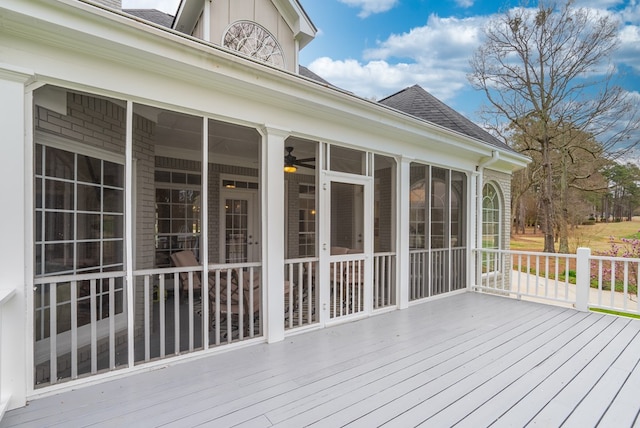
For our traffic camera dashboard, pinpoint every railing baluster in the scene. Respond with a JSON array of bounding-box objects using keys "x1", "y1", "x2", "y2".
[
  {"x1": 623, "y1": 262, "x2": 629, "y2": 312},
  {"x1": 70, "y1": 280, "x2": 78, "y2": 380},
  {"x1": 144, "y1": 276, "x2": 150, "y2": 362},
  {"x1": 49, "y1": 283, "x2": 57, "y2": 385},
  {"x1": 611, "y1": 261, "x2": 616, "y2": 308},
  {"x1": 188, "y1": 272, "x2": 194, "y2": 351},
  {"x1": 214, "y1": 269, "x2": 221, "y2": 346},
  {"x1": 159, "y1": 275, "x2": 165, "y2": 358},
  {"x1": 90, "y1": 279, "x2": 97, "y2": 374},
  {"x1": 109, "y1": 277, "x2": 115, "y2": 370},
  {"x1": 173, "y1": 273, "x2": 180, "y2": 355}
]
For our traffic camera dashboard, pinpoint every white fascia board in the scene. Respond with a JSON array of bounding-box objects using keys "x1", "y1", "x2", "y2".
[
  {"x1": 172, "y1": 0, "x2": 203, "y2": 34},
  {"x1": 271, "y1": 0, "x2": 315, "y2": 49},
  {"x1": 1, "y1": 0, "x2": 526, "y2": 172}
]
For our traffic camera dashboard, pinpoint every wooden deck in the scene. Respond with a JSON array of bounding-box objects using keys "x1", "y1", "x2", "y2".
[{"x1": 3, "y1": 292, "x2": 640, "y2": 427}]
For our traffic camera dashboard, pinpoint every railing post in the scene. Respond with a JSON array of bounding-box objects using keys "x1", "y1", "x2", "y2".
[{"x1": 575, "y1": 247, "x2": 591, "y2": 312}]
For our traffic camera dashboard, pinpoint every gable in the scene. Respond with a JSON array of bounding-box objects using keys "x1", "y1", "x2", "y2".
[{"x1": 173, "y1": 0, "x2": 314, "y2": 73}]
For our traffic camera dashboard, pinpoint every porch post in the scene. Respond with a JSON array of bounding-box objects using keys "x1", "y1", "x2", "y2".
[
  {"x1": 470, "y1": 172, "x2": 479, "y2": 290},
  {"x1": 397, "y1": 157, "x2": 412, "y2": 309},
  {"x1": 0, "y1": 65, "x2": 33, "y2": 412},
  {"x1": 575, "y1": 247, "x2": 591, "y2": 312},
  {"x1": 261, "y1": 126, "x2": 289, "y2": 343}
]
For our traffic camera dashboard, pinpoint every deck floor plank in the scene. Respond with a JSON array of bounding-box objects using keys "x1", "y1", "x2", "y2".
[
  {"x1": 489, "y1": 315, "x2": 627, "y2": 427},
  {"x1": 150, "y1": 298, "x2": 544, "y2": 427},
  {"x1": 282, "y1": 307, "x2": 577, "y2": 428},
  {"x1": 107, "y1": 295, "x2": 533, "y2": 427},
  {"x1": 265, "y1": 302, "x2": 551, "y2": 426},
  {"x1": 3, "y1": 293, "x2": 640, "y2": 428},
  {"x1": 455, "y1": 317, "x2": 640, "y2": 427},
  {"x1": 530, "y1": 318, "x2": 638, "y2": 426},
  {"x1": 359, "y1": 310, "x2": 601, "y2": 428}
]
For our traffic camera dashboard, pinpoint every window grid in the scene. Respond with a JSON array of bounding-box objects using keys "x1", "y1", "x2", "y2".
[
  {"x1": 154, "y1": 169, "x2": 202, "y2": 268},
  {"x1": 298, "y1": 184, "x2": 316, "y2": 257},
  {"x1": 482, "y1": 183, "x2": 501, "y2": 273},
  {"x1": 34, "y1": 144, "x2": 125, "y2": 337}
]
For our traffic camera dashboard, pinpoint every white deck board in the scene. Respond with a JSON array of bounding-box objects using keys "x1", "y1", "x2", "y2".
[{"x1": 3, "y1": 292, "x2": 640, "y2": 428}]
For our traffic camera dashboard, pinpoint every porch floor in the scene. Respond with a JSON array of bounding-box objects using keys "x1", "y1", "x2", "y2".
[{"x1": 4, "y1": 292, "x2": 640, "y2": 427}]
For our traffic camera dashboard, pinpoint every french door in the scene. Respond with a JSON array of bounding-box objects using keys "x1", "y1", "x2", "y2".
[
  {"x1": 221, "y1": 189, "x2": 259, "y2": 263},
  {"x1": 321, "y1": 173, "x2": 373, "y2": 323}
]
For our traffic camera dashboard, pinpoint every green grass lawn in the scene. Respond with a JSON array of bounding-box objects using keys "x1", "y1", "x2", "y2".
[{"x1": 511, "y1": 217, "x2": 640, "y2": 254}]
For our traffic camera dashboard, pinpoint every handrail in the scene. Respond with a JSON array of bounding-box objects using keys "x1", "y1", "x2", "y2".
[{"x1": 472, "y1": 248, "x2": 640, "y2": 315}]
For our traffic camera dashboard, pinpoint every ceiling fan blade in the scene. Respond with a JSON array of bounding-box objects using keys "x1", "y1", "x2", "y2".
[{"x1": 296, "y1": 162, "x2": 316, "y2": 170}]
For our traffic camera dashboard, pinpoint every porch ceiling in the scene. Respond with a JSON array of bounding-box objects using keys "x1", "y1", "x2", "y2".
[{"x1": 4, "y1": 293, "x2": 640, "y2": 427}]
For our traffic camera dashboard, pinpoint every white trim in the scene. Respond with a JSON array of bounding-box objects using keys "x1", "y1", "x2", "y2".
[
  {"x1": 25, "y1": 86, "x2": 36, "y2": 403},
  {"x1": 35, "y1": 131, "x2": 125, "y2": 165},
  {"x1": 125, "y1": 100, "x2": 135, "y2": 368}
]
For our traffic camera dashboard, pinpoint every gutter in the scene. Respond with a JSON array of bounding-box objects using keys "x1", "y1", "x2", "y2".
[{"x1": 475, "y1": 150, "x2": 499, "y2": 249}]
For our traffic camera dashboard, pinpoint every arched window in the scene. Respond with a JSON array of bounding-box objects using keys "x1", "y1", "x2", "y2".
[{"x1": 482, "y1": 183, "x2": 501, "y2": 272}]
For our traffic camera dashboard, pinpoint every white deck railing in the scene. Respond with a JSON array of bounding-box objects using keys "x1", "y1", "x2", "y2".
[
  {"x1": 373, "y1": 252, "x2": 396, "y2": 310},
  {"x1": 0, "y1": 287, "x2": 16, "y2": 420},
  {"x1": 473, "y1": 248, "x2": 640, "y2": 315},
  {"x1": 284, "y1": 258, "x2": 318, "y2": 330},
  {"x1": 33, "y1": 272, "x2": 127, "y2": 387},
  {"x1": 284, "y1": 253, "x2": 396, "y2": 329},
  {"x1": 409, "y1": 247, "x2": 466, "y2": 300},
  {"x1": 33, "y1": 262, "x2": 262, "y2": 388}
]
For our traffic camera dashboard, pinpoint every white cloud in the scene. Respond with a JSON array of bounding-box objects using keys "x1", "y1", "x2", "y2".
[
  {"x1": 307, "y1": 14, "x2": 486, "y2": 101},
  {"x1": 307, "y1": 57, "x2": 466, "y2": 101},
  {"x1": 338, "y1": 0, "x2": 399, "y2": 18},
  {"x1": 121, "y1": 0, "x2": 180, "y2": 14},
  {"x1": 455, "y1": 0, "x2": 474, "y2": 8},
  {"x1": 618, "y1": 24, "x2": 640, "y2": 72}
]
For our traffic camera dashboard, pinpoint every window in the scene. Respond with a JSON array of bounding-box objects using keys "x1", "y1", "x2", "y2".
[
  {"x1": 482, "y1": 182, "x2": 501, "y2": 272},
  {"x1": 155, "y1": 169, "x2": 201, "y2": 267},
  {"x1": 34, "y1": 143, "x2": 125, "y2": 337},
  {"x1": 35, "y1": 144, "x2": 125, "y2": 276},
  {"x1": 298, "y1": 184, "x2": 316, "y2": 257}
]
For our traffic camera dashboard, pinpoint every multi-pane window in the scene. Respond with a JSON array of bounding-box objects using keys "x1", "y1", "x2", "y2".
[
  {"x1": 35, "y1": 144, "x2": 125, "y2": 276},
  {"x1": 298, "y1": 184, "x2": 316, "y2": 257},
  {"x1": 482, "y1": 183, "x2": 501, "y2": 272},
  {"x1": 34, "y1": 143, "x2": 125, "y2": 337},
  {"x1": 431, "y1": 168, "x2": 448, "y2": 249},
  {"x1": 155, "y1": 170, "x2": 201, "y2": 267},
  {"x1": 224, "y1": 198, "x2": 248, "y2": 263},
  {"x1": 409, "y1": 177, "x2": 427, "y2": 249}
]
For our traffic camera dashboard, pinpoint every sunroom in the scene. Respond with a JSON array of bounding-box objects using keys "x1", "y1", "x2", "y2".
[
  {"x1": 0, "y1": 0, "x2": 529, "y2": 412},
  {"x1": 32, "y1": 83, "x2": 486, "y2": 389}
]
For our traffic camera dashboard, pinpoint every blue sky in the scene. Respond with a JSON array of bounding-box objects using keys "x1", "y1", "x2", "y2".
[{"x1": 123, "y1": 0, "x2": 639, "y2": 135}]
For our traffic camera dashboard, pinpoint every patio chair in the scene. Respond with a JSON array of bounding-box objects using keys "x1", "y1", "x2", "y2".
[{"x1": 170, "y1": 251, "x2": 262, "y2": 332}]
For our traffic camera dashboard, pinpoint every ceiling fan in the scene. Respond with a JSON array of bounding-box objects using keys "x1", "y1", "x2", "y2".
[{"x1": 284, "y1": 146, "x2": 315, "y2": 173}]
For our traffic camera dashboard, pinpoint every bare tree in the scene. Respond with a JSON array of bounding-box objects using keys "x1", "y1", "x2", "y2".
[{"x1": 469, "y1": 0, "x2": 639, "y2": 252}]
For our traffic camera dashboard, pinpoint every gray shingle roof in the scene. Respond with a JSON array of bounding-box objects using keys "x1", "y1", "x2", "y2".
[
  {"x1": 299, "y1": 65, "x2": 334, "y2": 86},
  {"x1": 378, "y1": 84, "x2": 513, "y2": 152},
  {"x1": 123, "y1": 9, "x2": 174, "y2": 28}
]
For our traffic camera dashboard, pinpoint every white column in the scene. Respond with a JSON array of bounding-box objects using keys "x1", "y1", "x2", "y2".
[
  {"x1": 203, "y1": 0, "x2": 211, "y2": 42},
  {"x1": 261, "y1": 126, "x2": 289, "y2": 343},
  {"x1": 470, "y1": 172, "x2": 479, "y2": 290},
  {"x1": 396, "y1": 157, "x2": 412, "y2": 309},
  {"x1": 0, "y1": 64, "x2": 34, "y2": 411}
]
